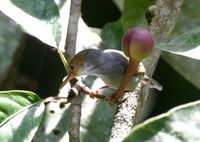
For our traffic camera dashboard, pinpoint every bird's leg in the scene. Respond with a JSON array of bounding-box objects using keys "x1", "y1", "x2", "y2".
[
  {"x1": 94, "y1": 85, "x2": 109, "y2": 94},
  {"x1": 107, "y1": 58, "x2": 140, "y2": 103},
  {"x1": 81, "y1": 85, "x2": 106, "y2": 100},
  {"x1": 81, "y1": 85, "x2": 95, "y2": 98}
]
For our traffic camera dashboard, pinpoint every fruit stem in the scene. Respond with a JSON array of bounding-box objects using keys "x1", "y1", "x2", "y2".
[{"x1": 112, "y1": 58, "x2": 140, "y2": 102}]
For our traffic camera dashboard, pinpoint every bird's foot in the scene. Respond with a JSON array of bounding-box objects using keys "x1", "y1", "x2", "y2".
[
  {"x1": 106, "y1": 93, "x2": 127, "y2": 105},
  {"x1": 88, "y1": 90, "x2": 98, "y2": 98},
  {"x1": 106, "y1": 93, "x2": 117, "y2": 103},
  {"x1": 81, "y1": 85, "x2": 106, "y2": 100},
  {"x1": 81, "y1": 86, "x2": 96, "y2": 98},
  {"x1": 87, "y1": 85, "x2": 108, "y2": 97},
  {"x1": 106, "y1": 91, "x2": 128, "y2": 105}
]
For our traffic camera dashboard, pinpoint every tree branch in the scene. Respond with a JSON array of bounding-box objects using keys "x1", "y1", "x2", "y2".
[
  {"x1": 64, "y1": 0, "x2": 82, "y2": 142},
  {"x1": 109, "y1": 0, "x2": 183, "y2": 142}
]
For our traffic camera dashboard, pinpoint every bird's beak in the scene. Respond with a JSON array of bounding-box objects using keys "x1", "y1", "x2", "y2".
[
  {"x1": 65, "y1": 74, "x2": 74, "y2": 83},
  {"x1": 60, "y1": 73, "x2": 74, "y2": 89}
]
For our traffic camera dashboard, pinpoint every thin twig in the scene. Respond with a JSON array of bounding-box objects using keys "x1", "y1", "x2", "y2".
[
  {"x1": 109, "y1": 0, "x2": 183, "y2": 142},
  {"x1": 64, "y1": 0, "x2": 82, "y2": 142},
  {"x1": 65, "y1": 0, "x2": 82, "y2": 60}
]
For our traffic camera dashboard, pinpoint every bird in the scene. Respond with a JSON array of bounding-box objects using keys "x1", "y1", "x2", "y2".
[{"x1": 60, "y1": 48, "x2": 162, "y2": 103}]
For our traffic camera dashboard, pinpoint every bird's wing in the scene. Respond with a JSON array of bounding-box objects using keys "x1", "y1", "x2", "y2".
[
  {"x1": 103, "y1": 49, "x2": 146, "y2": 75},
  {"x1": 142, "y1": 75, "x2": 163, "y2": 91}
]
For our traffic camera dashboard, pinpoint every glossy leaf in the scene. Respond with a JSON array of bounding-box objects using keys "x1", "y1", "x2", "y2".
[
  {"x1": 0, "y1": 101, "x2": 45, "y2": 142},
  {"x1": 156, "y1": 28, "x2": 200, "y2": 60},
  {"x1": 76, "y1": 19, "x2": 101, "y2": 53},
  {"x1": 101, "y1": 21, "x2": 123, "y2": 50},
  {"x1": 124, "y1": 100, "x2": 200, "y2": 142},
  {"x1": 0, "y1": 0, "x2": 61, "y2": 47},
  {"x1": 55, "y1": 0, "x2": 70, "y2": 51},
  {"x1": 32, "y1": 97, "x2": 70, "y2": 142},
  {"x1": 0, "y1": 90, "x2": 40, "y2": 124},
  {"x1": 0, "y1": 97, "x2": 70, "y2": 142},
  {"x1": 173, "y1": 0, "x2": 200, "y2": 35},
  {"x1": 80, "y1": 78, "x2": 117, "y2": 142}
]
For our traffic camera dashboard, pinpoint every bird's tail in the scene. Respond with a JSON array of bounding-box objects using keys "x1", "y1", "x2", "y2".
[{"x1": 142, "y1": 75, "x2": 163, "y2": 91}]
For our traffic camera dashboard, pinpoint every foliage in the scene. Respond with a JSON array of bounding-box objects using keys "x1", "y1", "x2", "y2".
[
  {"x1": 0, "y1": 90, "x2": 40, "y2": 124},
  {"x1": 0, "y1": 0, "x2": 199, "y2": 141},
  {"x1": 124, "y1": 100, "x2": 200, "y2": 142}
]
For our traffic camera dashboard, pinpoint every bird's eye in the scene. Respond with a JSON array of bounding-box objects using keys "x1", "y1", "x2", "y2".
[{"x1": 69, "y1": 64, "x2": 75, "y2": 70}]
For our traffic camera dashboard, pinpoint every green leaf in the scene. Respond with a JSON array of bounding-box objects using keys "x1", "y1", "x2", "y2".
[
  {"x1": 156, "y1": 27, "x2": 200, "y2": 60},
  {"x1": 0, "y1": 90, "x2": 40, "y2": 124},
  {"x1": 0, "y1": 13, "x2": 22, "y2": 77},
  {"x1": 174, "y1": 0, "x2": 200, "y2": 35},
  {"x1": 124, "y1": 100, "x2": 200, "y2": 142},
  {"x1": 81, "y1": 99, "x2": 117, "y2": 142},
  {"x1": 0, "y1": 97, "x2": 70, "y2": 142},
  {"x1": 55, "y1": 0, "x2": 70, "y2": 51},
  {"x1": 80, "y1": 78, "x2": 117, "y2": 142},
  {"x1": 0, "y1": 101, "x2": 45, "y2": 142},
  {"x1": 122, "y1": 0, "x2": 155, "y2": 30},
  {"x1": 162, "y1": 52, "x2": 200, "y2": 89},
  {"x1": 32, "y1": 97, "x2": 70, "y2": 142},
  {"x1": 101, "y1": 21, "x2": 124, "y2": 50},
  {"x1": 0, "y1": 0, "x2": 61, "y2": 47}
]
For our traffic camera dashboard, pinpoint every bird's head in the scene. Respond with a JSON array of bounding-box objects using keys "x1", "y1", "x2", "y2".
[
  {"x1": 64, "y1": 49, "x2": 101, "y2": 83},
  {"x1": 65, "y1": 53, "x2": 87, "y2": 82}
]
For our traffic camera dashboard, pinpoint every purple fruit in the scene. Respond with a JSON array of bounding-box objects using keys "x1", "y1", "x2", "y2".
[{"x1": 122, "y1": 27, "x2": 154, "y2": 60}]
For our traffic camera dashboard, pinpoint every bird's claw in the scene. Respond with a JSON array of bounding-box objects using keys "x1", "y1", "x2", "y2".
[
  {"x1": 88, "y1": 90, "x2": 98, "y2": 98},
  {"x1": 105, "y1": 94, "x2": 127, "y2": 105},
  {"x1": 81, "y1": 85, "x2": 106, "y2": 100}
]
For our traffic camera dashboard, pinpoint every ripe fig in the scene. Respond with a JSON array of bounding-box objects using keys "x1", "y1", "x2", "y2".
[{"x1": 122, "y1": 27, "x2": 153, "y2": 60}]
